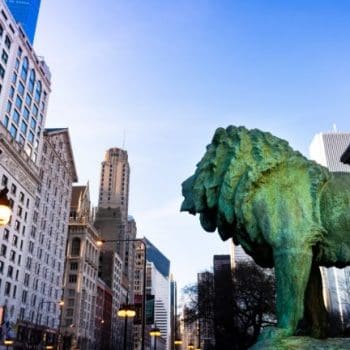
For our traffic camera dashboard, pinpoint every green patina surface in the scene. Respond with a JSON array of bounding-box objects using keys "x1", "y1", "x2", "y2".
[{"x1": 181, "y1": 126, "x2": 350, "y2": 346}]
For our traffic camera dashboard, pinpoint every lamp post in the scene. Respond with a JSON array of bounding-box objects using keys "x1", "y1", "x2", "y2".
[
  {"x1": 3, "y1": 339, "x2": 14, "y2": 350},
  {"x1": 96, "y1": 238, "x2": 147, "y2": 350},
  {"x1": 118, "y1": 303, "x2": 136, "y2": 350},
  {"x1": 149, "y1": 326, "x2": 161, "y2": 350},
  {"x1": 35, "y1": 300, "x2": 64, "y2": 349},
  {"x1": 0, "y1": 187, "x2": 12, "y2": 226}
]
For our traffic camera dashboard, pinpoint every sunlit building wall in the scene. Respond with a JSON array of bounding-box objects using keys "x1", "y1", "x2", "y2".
[{"x1": 309, "y1": 131, "x2": 350, "y2": 325}]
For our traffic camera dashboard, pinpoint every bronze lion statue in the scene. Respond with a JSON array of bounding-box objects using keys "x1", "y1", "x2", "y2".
[{"x1": 181, "y1": 126, "x2": 350, "y2": 341}]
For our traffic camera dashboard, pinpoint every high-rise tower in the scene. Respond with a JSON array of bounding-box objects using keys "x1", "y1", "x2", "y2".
[
  {"x1": 310, "y1": 131, "x2": 350, "y2": 326},
  {"x1": 5, "y1": 0, "x2": 41, "y2": 44}
]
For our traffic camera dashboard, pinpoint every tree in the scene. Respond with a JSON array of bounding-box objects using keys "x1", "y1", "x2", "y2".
[
  {"x1": 183, "y1": 262, "x2": 276, "y2": 350},
  {"x1": 232, "y1": 262, "x2": 276, "y2": 349}
]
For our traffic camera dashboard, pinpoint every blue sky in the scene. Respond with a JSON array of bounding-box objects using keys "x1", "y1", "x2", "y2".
[{"x1": 34, "y1": 1, "x2": 350, "y2": 290}]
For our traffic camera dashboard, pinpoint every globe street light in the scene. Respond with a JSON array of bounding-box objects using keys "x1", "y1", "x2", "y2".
[
  {"x1": 0, "y1": 187, "x2": 12, "y2": 226},
  {"x1": 149, "y1": 327, "x2": 161, "y2": 350},
  {"x1": 118, "y1": 304, "x2": 136, "y2": 350},
  {"x1": 97, "y1": 238, "x2": 147, "y2": 350}
]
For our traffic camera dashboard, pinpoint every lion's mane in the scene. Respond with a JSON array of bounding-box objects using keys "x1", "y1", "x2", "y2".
[{"x1": 182, "y1": 126, "x2": 330, "y2": 246}]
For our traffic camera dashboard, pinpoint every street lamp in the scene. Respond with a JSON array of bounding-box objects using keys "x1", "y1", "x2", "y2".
[
  {"x1": 149, "y1": 327, "x2": 161, "y2": 350},
  {"x1": 118, "y1": 303, "x2": 136, "y2": 350},
  {"x1": 3, "y1": 339, "x2": 14, "y2": 350},
  {"x1": 0, "y1": 187, "x2": 12, "y2": 226},
  {"x1": 35, "y1": 300, "x2": 64, "y2": 348},
  {"x1": 97, "y1": 238, "x2": 147, "y2": 350}
]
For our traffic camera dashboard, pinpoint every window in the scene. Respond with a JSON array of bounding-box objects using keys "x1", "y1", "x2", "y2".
[
  {"x1": 28, "y1": 69, "x2": 35, "y2": 93},
  {"x1": 68, "y1": 274, "x2": 77, "y2": 283},
  {"x1": 32, "y1": 104, "x2": 38, "y2": 118},
  {"x1": 1, "y1": 50, "x2": 8, "y2": 64},
  {"x1": 0, "y1": 260, "x2": 4, "y2": 274},
  {"x1": 4, "y1": 35, "x2": 11, "y2": 50},
  {"x1": 15, "y1": 95, "x2": 22, "y2": 110},
  {"x1": 28, "y1": 131, "x2": 34, "y2": 144},
  {"x1": 12, "y1": 72, "x2": 17, "y2": 84},
  {"x1": 9, "y1": 86, "x2": 14, "y2": 98},
  {"x1": 7, "y1": 265, "x2": 13, "y2": 278},
  {"x1": 1, "y1": 175, "x2": 8, "y2": 186},
  {"x1": 4, "y1": 282, "x2": 11, "y2": 296},
  {"x1": 20, "y1": 108, "x2": 28, "y2": 123},
  {"x1": 22, "y1": 290, "x2": 27, "y2": 303},
  {"x1": 20, "y1": 121, "x2": 27, "y2": 135},
  {"x1": 0, "y1": 63, "x2": 5, "y2": 79},
  {"x1": 35, "y1": 81, "x2": 42, "y2": 102},
  {"x1": 30, "y1": 118, "x2": 36, "y2": 130},
  {"x1": 18, "y1": 81, "x2": 25, "y2": 96},
  {"x1": 3, "y1": 228, "x2": 9, "y2": 240},
  {"x1": 6, "y1": 100, "x2": 11, "y2": 113},
  {"x1": 71, "y1": 238, "x2": 81, "y2": 256},
  {"x1": 21, "y1": 57, "x2": 29, "y2": 82},
  {"x1": 2, "y1": 115, "x2": 9, "y2": 128},
  {"x1": 0, "y1": 244, "x2": 7, "y2": 257},
  {"x1": 11, "y1": 183, "x2": 17, "y2": 195},
  {"x1": 13, "y1": 109, "x2": 20, "y2": 124},
  {"x1": 12, "y1": 235, "x2": 18, "y2": 247},
  {"x1": 0, "y1": 24, "x2": 3, "y2": 37},
  {"x1": 70, "y1": 262, "x2": 78, "y2": 270},
  {"x1": 9, "y1": 250, "x2": 16, "y2": 262},
  {"x1": 25, "y1": 93, "x2": 31, "y2": 107},
  {"x1": 9, "y1": 124, "x2": 17, "y2": 139},
  {"x1": 24, "y1": 273, "x2": 30, "y2": 286}
]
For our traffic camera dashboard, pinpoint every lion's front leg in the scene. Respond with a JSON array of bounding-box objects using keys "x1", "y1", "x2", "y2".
[{"x1": 260, "y1": 248, "x2": 313, "y2": 340}]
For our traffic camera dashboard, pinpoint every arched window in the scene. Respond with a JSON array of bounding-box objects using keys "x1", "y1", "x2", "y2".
[
  {"x1": 35, "y1": 80, "x2": 42, "y2": 102},
  {"x1": 28, "y1": 69, "x2": 35, "y2": 93},
  {"x1": 21, "y1": 57, "x2": 29, "y2": 82},
  {"x1": 71, "y1": 238, "x2": 81, "y2": 256}
]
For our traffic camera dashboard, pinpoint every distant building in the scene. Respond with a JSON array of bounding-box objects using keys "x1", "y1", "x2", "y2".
[
  {"x1": 213, "y1": 255, "x2": 234, "y2": 349},
  {"x1": 310, "y1": 131, "x2": 350, "y2": 325},
  {"x1": 197, "y1": 271, "x2": 215, "y2": 350},
  {"x1": 5, "y1": 0, "x2": 41, "y2": 44},
  {"x1": 229, "y1": 241, "x2": 253, "y2": 269},
  {"x1": 61, "y1": 185, "x2": 101, "y2": 350},
  {"x1": 145, "y1": 238, "x2": 170, "y2": 350}
]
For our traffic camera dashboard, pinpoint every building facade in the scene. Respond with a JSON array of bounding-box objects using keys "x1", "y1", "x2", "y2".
[
  {"x1": 310, "y1": 131, "x2": 350, "y2": 325},
  {"x1": 61, "y1": 185, "x2": 101, "y2": 350},
  {"x1": 145, "y1": 238, "x2": 170, "y2": 350},
  {"x1": 5, "y1": 0, "x2": 41, "y2": 44}
]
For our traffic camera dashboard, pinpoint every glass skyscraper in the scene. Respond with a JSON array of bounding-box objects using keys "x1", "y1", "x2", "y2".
[{"x1": 5, "y1": 0, "x2": 41, "y2": 44}]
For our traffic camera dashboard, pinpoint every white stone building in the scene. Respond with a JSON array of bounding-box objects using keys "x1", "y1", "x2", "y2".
[{"x1": 310, "y1": 131, "x2": 350, "y2": 326}]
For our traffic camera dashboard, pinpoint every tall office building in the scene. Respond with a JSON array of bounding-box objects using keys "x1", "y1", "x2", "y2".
[
  {"x1": 98, "y1": 147, "x2": 130, "y2": 216},
  {"x1": 5, "y1": 0, "x2": 41, "y2": 44},
  {"x1": 0, "y1": 1, "x2": 60, "y2": 345},
  {"x1": 309, "y1": 131, "x2": 350, "y2": 325},
  {"x1": 145, "y1": 238, "x2": 170, "y2": 350}
]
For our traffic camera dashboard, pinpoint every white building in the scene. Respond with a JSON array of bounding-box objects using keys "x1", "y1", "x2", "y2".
[
  {"x1": 309, "y1": 131, "x2": 350, "y2": 325},
  {"x1": 145, "y1": 238, "x2": 170, "y2": 350}
]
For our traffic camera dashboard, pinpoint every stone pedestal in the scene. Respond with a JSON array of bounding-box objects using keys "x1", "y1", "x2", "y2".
[{"x1": 250, "y1": 337, "x2": 350, "y2": 350}]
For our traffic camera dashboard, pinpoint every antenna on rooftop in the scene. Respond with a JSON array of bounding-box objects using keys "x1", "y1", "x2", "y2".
[{"x1": 122, "y1": 129, "x2": 126, "y2": 149}]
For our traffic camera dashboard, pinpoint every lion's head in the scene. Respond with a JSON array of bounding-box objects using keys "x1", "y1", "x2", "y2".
[{"x1": 181, "y1": 125, "x2": 328, "y2": 242}]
